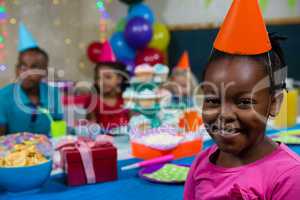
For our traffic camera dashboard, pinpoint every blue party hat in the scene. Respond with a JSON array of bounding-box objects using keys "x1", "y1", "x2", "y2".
[{"x1": 18, "y1": 22, "x2": 38, "y2": 52}]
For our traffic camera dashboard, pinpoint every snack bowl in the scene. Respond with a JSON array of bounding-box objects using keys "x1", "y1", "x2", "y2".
[{"x1": 0, "y1": 160, "x2": 52, "y2": 193}]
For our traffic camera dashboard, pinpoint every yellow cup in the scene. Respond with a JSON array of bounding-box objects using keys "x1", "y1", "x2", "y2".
[{"x1": 274, "y1": 89, "x2": 298, "y2": 128}]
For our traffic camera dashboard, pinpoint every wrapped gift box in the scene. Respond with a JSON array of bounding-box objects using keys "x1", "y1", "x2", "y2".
[{"x1": 58, "y1": 138, "x2": 117, "y2": 186}]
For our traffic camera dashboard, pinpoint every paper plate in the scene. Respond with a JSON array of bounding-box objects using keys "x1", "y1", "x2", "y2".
[
  {"x1": 139, "y1": 163, "x2": 190, "y2": 184},
  {"x1": 272, "y1": 135, "x2": 300, "y2": 145}
]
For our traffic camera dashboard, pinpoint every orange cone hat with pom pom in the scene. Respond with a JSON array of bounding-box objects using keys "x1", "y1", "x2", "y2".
[
  {"x1": 98, "y1": 40, "x2": 117, "y2": 62},
  {"x1": 214, "y1": 0, "x2": 271, "y2": 55},
  {"x1": 176, "y1": 51, "x2": 190, "y2": 70}
]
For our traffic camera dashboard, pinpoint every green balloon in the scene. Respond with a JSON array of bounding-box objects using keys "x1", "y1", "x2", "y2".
[
  {"x1": 259, "y1": 0, "x2": 269, "y2": 12},
  {"x1": 115, "y1": 18, "x2": 127, "y2": 32},
  {"x1": 204, "y1": 0, "x2": 213, "y2": 8},
  {"x1": 288, "y1": 0, "x2": 297, "y2": 10}
]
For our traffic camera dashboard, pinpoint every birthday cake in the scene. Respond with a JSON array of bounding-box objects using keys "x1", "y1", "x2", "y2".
[
  {"x1": 129, "y1": 114, "x2": 152, "y2": 133},
  {"x1": 137, "y1": 89, "x2": 158, "y2": 109},
  {"x1": 129, "y1": 109, "x2": 204, "y2": 159},
  {"x1": 124, "y1": 61, "x2": 203, "y2": 159},
  {"x1": 153, "y1": 64, "x2": 169, "y2": 82},
  {"x1": 134, "y1": 64, "x2": 154, "y2": 82},
  {"x1": 137, "y1": 133, "x2": 183, "y2": 150},
  {"x1": 122, "y1": 88, "x2": 137, "y2": 108}
]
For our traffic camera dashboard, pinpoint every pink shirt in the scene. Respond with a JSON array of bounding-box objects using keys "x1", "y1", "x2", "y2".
[{"x1": 184, "y1": 143, "x2": 300, "y2": 200}]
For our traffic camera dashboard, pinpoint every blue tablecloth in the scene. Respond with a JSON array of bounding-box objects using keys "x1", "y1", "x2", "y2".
[
  {"x1": 1, "y1": 126, "x2": 300, "y2": 200},
  {"x1": 0, "y1": 157, "x2": 194, "y2": 200}
]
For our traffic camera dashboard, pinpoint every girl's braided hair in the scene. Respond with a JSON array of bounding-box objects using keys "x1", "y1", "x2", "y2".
[{"x1": 203, "y1": 33, "x2": 287, "y2": 94}]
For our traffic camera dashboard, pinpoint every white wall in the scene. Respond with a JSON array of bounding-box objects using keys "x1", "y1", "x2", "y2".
[{"x1": 109, "y1": 0, "x2": 300, "y2": 25}]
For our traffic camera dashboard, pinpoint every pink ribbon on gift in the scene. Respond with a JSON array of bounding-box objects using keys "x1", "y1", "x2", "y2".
[{"x1": 56, "y1": 135, "x2": 113, "y2": 184}]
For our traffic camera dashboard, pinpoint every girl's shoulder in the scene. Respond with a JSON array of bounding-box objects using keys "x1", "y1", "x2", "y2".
[
  {"x1": 268, "y1": 144, "x2": 300, "y2": 175},
  {"x1": 267, "y1": 143, "x2": 300, "y2": 170},
  {"x1": 190, "y1": 143, "x2": 300, "y2": 175},
  {"x1": 267, "y1": 145, "x2": 300, "y2": 199}
]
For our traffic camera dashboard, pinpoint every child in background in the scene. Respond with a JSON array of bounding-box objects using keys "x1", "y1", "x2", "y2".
[
  {"x1": 184, "y1": 1, "x2": 300, "y2": 199},
  {"x1": 85, "y1": 41, "x2": 129, "y2": 131},
  {"x1": 166, "y1": 51, "x2": 198, "y2": 107},
  {"x1": 0, "y1": 23, "x2": 63, "y2": 136}
]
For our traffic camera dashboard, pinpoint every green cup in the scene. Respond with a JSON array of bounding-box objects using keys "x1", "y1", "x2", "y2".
[{"x1": 51, "y1": 120, "x2": 67, "y2": 138}]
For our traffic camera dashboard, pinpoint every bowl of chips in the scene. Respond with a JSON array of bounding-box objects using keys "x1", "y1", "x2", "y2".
[
  {"x1": 0, "y1": 160, "x2": 52, "y2": 193},
  {"x1": 0, "y1": 133, "x2": 53, "y2": 193}
]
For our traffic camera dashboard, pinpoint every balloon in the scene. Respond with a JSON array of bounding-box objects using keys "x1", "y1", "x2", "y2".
[
  {"x1": 115, "y1": 18, "x2": 127, "y2": 32},
  {"x1": 148, "y1": 23, "x2": 170, "y2": 51},
  {"x1": 87, "y1": 41, "x2": 103, "y2": 63},
  {"x1": 128, "y1": 3, "x2": 155, "y2": 24},
  {"x1": 124, "y1": 17, "x2": 153, "y2": 49},
  {"x1": 119, "y1": 0, "x2": 143, "y2": 5},
  {"x1": 135, "y1": 48, "x2": 165, "y2": 66},
  {"x1": 122, "y1": 59, "x2": 136, "y2": 76},
  {"x1": 110, "y1": 32, "x2": 136, "y2": 61}
]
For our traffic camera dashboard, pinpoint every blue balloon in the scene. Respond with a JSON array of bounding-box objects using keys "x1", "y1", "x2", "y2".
[
  {"x1": 110, "y1": 32, "x2": 136, "y2": 61},
  {"x1": 128, "y1": 3, "x2": 155, "y2": 24},
  {"x1": 124, "y1": 17, "x2": 153, "y2": 49}
]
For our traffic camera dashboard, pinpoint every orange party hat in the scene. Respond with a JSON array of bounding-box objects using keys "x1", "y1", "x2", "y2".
[
  {"x1": 176, "y1": 51, "x2": 190, "y2": 70},
  {"x1": 214, "y1": 0, "x2": 271, "y2": 55}
]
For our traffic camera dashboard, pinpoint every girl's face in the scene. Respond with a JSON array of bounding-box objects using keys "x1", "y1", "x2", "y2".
[
  {"x1": 202, "y1": 57, "x2": 281, "y2": 155},
  {"x1": 96, "y1": 66, "x2": 122, "y2": 94}
]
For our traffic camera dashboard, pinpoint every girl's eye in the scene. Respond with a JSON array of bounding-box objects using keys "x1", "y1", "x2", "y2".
[
  {"x1": 104, "y1": 74, "x2": 113, "y2": 79},
  {"x1": 237, "y1": 98, "x2": 256, "y2": 109},
  {"x1": 204, "y1": 97, "x2": 220, "y2": 107}
]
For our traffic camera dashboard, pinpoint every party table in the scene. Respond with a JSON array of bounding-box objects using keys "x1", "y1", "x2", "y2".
[
  {"x1": 1, "y1": 126, "x2": 300, "y2": 200},
  {"x1": 0, "y1": 156, "x2": 194, "y2": 200}
]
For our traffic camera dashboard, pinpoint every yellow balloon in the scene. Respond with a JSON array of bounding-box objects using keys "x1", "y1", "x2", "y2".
[{"x1": 148, "y1": 23, "x2": 170, "y2": 51}]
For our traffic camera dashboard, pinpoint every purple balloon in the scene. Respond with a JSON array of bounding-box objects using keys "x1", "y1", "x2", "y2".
[{"x1": 124, "y1": 17, "x2": 153, "y2": 49}]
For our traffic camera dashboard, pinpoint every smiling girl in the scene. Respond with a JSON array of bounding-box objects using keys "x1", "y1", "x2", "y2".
[{"x1": 184, "y1": 0, "x2": 300, "y2": 199}]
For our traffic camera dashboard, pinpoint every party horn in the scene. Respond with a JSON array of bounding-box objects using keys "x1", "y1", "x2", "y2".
[{"x1": 121, "y1": 155, "x2": 174, "y2": 170}]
